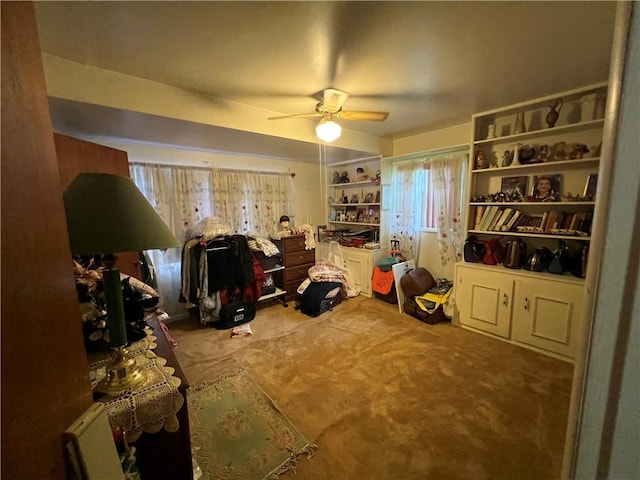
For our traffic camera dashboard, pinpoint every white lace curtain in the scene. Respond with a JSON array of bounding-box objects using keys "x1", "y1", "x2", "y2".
[
  {"x1": 211, "y1": 169, "x2": 293, "y2": 236},
  {"x1": 129, "y1": 163, "x2": 293, "y2": 317},
  {"x1": 389, "y1": 149, "x2": 467, "y2": 265},
  {"x1": 431, "y1": 153, "x2": 468, "y2": 266},
  {"x1": 389, "y1": 156, "x2": 428, "y2": 261}
]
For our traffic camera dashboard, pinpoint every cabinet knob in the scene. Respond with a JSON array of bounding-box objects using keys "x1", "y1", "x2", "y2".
[
  {"x1": 503, "y1": 293, "x2": 508, "y2": 307},
  {"x1": 524, "y1": 297, "x2": 530, "y2": 311}
]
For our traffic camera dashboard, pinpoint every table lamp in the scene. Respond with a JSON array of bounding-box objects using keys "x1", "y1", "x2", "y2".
[{"x1": 63, "y1": 173, "x2": 180, "y2": 395}]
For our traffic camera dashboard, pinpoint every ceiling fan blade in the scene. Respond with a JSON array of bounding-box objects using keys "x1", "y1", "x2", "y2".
[
  {"x1": 339, "y1": 110, "x2": 390, "y2": 121},
  {"x1": 322, "y1": 88, "x2": 349, "y2": 112},
  {"x1": 268, "y1": 112, "x2": 323, "y2": 120}
]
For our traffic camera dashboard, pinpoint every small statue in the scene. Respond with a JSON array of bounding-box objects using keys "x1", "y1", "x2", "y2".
[
  {"x1": 355, "y1": 167, "x2": 368, "y2": 182},
  {"x1": 568, "y1": 143, "x2": 590, "y2": 159},
  {"x1": 332, "y1": 171, "x2": 340, "y2": 184},
  {"x1": 339, "y1": 171, "x2": 350, "y2": 183},
  {"x1": 500, "y1": 150, "x2": 514, "y2": 167},
  {"x1": 475, "y1": 150, "x2": 488, "y2": 169},
  {"x1": 537, "y1": 144, "x2": 550, "y2": 162},
  {"x1": 546, "y1": 98, "x2": 563, "y2": 128}
]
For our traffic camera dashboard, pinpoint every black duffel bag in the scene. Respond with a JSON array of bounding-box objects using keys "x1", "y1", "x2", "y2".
[{"x1": 216, "y1": 291, "x2": 256, "y2": 329}]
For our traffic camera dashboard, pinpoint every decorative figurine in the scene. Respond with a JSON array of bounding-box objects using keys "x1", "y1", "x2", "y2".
[
  {"x1": 500, "y1": 150, "x2": 514, "y2": 167},
  {"x1": 568, "y1": 143, "x2": 590, "y2": 159},
  {"x1": 475, "y1": 150, "x2": 488, "y2": 169},
  {"x1": 339, "y1": 171, "x2": 350, "y2": 183},
  {"x1": 546, "y1": 98, "x2": 563, "y2": 128},
  {"x1": 332, "y1": 171, "x2": 340, "y2": 184},
  {"x1": 355, "y1": 167, "x2": 368, "y2": 181},
  {"x1": 537, "y1": 144, "x2": 550, "y2": 162}
]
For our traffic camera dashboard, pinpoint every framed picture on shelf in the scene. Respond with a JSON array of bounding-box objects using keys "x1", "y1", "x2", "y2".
[
  {"x1": 350, "y1": 194, "x2": 359, "y2": 204},
  {"x1": 335, "y1": 209, "x2": 345, "y2": 222},
  {"x1": 500, "y1": 176, "x2": 528, "y2": 202},
  {"x1": 363, "y1": 193, "x2": 374, "y2": 203},
  {"x1": 374, "y1": 191, "x2": 381, "y2": 203},
  {"x1": 531, "y1": 174, "x2": 562, "y2": 202},
  {"x1": 583, "y1": 174, "x2": 598, "y2": 200}
]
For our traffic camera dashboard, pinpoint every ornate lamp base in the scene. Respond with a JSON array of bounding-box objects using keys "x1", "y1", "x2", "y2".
[{"x1": 95, "y1": 346, "x2": 146, "y2": 395}]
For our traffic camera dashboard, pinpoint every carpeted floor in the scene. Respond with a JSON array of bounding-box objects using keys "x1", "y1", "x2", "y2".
[{"x1": 169, "y1": 295, "x2": 574, "y2": 480}]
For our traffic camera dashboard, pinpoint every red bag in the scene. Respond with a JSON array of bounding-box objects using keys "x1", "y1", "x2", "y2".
[{"x1": 481, "y1": 238, "x2": 504, "y2": 265}]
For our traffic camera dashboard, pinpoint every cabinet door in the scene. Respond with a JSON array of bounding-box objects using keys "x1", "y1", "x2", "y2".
[
  {"x1": 342, "y1": 248, "x2": 373, "y2": 296},
  {"x1": 457, "y1": 266, "x2": 514, "y2": 338},
  {"x1": 512, "y1": 278, "x2": 583, "y2": 359}
]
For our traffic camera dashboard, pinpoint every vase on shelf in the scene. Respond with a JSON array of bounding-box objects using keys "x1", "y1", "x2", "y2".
[
  {"x1": 514, "y1": 112, "x2": 526, "y2": 135},
  {"x1": 545, "y1": 98, "x2": 563, "y2": 128}
]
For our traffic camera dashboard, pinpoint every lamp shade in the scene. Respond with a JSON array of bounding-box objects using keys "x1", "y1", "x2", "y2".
[
  {"x1": 63, "y1": 173, "x2": 180, "y2": 255},
  {"x1": 316, "y1": 117, "x2": 342, "y2": 143}
]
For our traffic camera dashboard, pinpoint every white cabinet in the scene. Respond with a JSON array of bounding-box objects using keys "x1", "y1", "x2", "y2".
[
  {"x1": 456, "y1": 264, "x2": 584, "y2": 360},
  {"x1": 316, "y1": 243, "x2": 386, "y2": 297},
  {"x1": 512, "y1": 277, "x2": 583, "y2": 359},
  {"x1": 456, "y1": 265, "x2": 514, "y2": 339}
]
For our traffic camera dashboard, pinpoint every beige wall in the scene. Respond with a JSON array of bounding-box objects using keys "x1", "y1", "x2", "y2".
[
  {"x1": 392, "y1": 123, "x2": 470, "y2": 156},
  {"x1": 96, "y1": 140, "x2": 325, "y2": 235}
]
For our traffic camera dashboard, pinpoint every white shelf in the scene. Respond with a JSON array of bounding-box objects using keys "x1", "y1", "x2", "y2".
[
  {"x1": 257, "y1": 287, "x2": 287, "y2": 302},
  {"x1": 469, "y1": 202, "x2": 596, "y2": 207},
  {"x1": 468, "y1": 229, "x2": 591, "y2": 241},
  {"x1": 471, "y1": 157, "x2": 600, "y2": 174},
  {"x1": 329, "y1": 203, "x2": 381, "y2": 207},
  {"x1": 329, "y1": 221, "x2": 380, "y2": 226},
  {"x1": 328, "y1": 180, "x2": 379, "y2": 187},
  {"x1": 263, "y1": 265, "x2": 285, "y2": 274},
  {"x1": 473, "y1": 119, "x2": 605, "y2": 146}
]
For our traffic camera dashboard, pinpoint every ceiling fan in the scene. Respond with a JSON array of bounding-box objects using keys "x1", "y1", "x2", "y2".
[{"x1": 268, "y1": 88, "x2": 389, "y2": 142}]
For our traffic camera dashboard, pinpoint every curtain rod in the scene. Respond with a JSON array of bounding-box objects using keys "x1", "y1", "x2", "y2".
[
  {"x1": 387, "y1": 143, "x2": 469, "y2": 163},
  {"x1": 129, "y1": 161, "x2": 295, "y2": 177}
]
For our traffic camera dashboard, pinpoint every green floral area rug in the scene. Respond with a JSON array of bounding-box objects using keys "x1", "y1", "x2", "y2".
[{"x1": 188, "y1": 370, "x2": 317, "y2": 480}]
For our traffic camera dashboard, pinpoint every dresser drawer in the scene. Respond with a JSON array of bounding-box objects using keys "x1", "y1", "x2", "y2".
[
  {"x1": 281, "y1": 235, "x2": 307, "y2": 253},
  {"x1": 284, "y1": 249, "x2": 315, "y2": 268},
  {"x1": 284, "y1": 262, "x2": 314, "y2": 282}
]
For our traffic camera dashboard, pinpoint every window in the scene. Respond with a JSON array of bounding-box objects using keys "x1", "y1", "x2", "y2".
[{"x1": 388, "y1": 149, "x2": 467, "y2": 261}]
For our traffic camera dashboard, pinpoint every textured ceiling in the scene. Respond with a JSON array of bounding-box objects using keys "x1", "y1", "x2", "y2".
[{"x1": 34, "y1": 1, "x2": 618, "y2": 161}]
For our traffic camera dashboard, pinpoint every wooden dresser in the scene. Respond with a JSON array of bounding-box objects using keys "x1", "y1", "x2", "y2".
[{"x1": 272, "y1": 235, "x2": 315, "y2": 303}]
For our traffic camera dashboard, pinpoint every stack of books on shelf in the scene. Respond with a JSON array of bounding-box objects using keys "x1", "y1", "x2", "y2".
[
  {"x1": 474, "y1": 206, "x2": 521, "y2": 232},
  {"x1": 474, "y1": 205, "x2": 592, "y2": 236}
]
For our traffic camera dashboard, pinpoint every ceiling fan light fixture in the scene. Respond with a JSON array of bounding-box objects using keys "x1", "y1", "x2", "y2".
[{"x1": 316, "y1": 116, "x2": 342, "y2": 143}]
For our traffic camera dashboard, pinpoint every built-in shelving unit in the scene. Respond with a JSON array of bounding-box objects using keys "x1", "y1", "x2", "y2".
[{"x1": 455, "y1": 82, "x2": 608, "y2": 361}]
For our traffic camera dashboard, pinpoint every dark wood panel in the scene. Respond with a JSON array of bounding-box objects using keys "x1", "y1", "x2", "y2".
[
  {"x1": 1, "y1": 3, "x2": 93, "y2": 478},
  {"x1": 54, "y1": 133, "x2": 141, "y2": 278}
]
